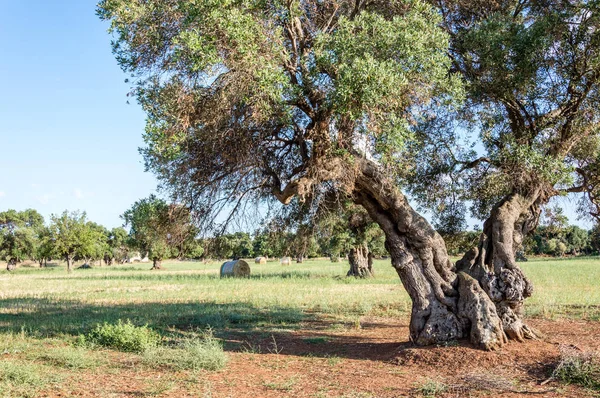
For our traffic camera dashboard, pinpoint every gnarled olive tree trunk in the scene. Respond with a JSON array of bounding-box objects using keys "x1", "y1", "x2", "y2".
[
  {"x1": 353, "y1": 159, "x2": 507, "y2": 350},
  {"x1": 347, "y1": 245, "x2": 374, "y2": 278},
  {"x1": 456, "y1": 189, "x2": 549, "y2": 341},
  {"x1": 151, "y1": 259, "x2": 162, "y2": 270}
]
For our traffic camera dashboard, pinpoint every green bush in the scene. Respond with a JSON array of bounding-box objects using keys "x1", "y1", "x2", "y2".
[
  {"x1": 143, "y1": 330, "x2": 227, "y2": 371},
  {"x1": 80, "y1": 319, "x2": 159, "y2": 352}
]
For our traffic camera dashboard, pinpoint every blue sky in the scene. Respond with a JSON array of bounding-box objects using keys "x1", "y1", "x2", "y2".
[
  {"x1": 0, "y1": 1, "x2": 158, "y2": 228},
  {"x1": 0, "y1": 1, "x2": 590, "y2": 230}
]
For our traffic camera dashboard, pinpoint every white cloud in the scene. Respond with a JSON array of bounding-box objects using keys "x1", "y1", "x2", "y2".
[
  {"x1": 73, "y1": 189, "x2": 95, "y2": 200},
  {"x1": 37, "y1": 194, "x2": 54, "y2": 205},
  {"x1": 0, "y1": 191, "x2": 5, "y2": 198}
]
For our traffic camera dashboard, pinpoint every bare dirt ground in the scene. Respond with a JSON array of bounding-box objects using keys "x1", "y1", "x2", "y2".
[{"x1": 39, "y1": 317, "x2": 600, "y2": 398}]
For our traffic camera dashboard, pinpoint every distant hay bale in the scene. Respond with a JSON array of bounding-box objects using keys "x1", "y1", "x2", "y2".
[
  {"x1": 220, "y1": 260, "x2": 251, "y2": 278},
  {"x1": 280, "y1": 257, "x2": 291, "y2": 265},
  {"x1": 255, "y1": 257, "x2": 267, "y2": 264}
]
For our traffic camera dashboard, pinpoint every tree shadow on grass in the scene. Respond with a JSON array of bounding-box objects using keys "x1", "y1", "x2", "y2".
[
  {"x1": 0, "y1": 297, "x2": 305, "y2": 340},
  {"x1": 0, "y1": 296, "x2": 428, "y2": 361}
]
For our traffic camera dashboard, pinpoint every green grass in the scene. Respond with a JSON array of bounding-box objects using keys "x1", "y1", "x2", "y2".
[
  {"x1": 0, "y1": 257, "x2": 599, "y2": 396},
  {"x1": 0, "y1": 360, "x2": 62, "y2": 398},
  {"x1": 143, "y1": 330, "x2": 228, "y2": 371}
]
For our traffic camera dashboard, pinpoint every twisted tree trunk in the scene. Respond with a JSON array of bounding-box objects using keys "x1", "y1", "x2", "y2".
[
  {"x1": 151, "y1": 259, "x2": 162, "y2": 270},
  {"x1": 347, "y1": 245, "x2": 374, "y2": 277},
  {"x1": 353, "y1": 159, "x2": 507, "y2": 350},
  {"x1": 456, "y1": 189, "x2": 550, "y2": 341},
  {"x1": 6, "y1": 258, "x2": 17, "y2": 271}
]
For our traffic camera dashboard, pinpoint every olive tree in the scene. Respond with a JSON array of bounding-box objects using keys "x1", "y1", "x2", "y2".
[
  {"x1": 0, "y1": 209, "x2": 45, "y2": 270},
  {"x1": 408, "y1": 0, "x2": 600, "y2": 341},
  {"x1": 49, "y1": 211, "x2": 105, "y2": 272},
  {"x1": 122, "y1": 195, "x2": 196, "y2": 269},
  {"x1": 99, "y1": 0, "x2": 513, "y2": 349}
]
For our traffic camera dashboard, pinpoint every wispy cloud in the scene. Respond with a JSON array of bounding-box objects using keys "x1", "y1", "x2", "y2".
[
  {"x1": 37, "y1": 193, "x2": 54, "y2": 205},
  {"x1": 0, "y1": 191, "x2": 6, "y2": 198},
  {"x1": 73, "y1": 189, "x2": 95, "y2": 200}
]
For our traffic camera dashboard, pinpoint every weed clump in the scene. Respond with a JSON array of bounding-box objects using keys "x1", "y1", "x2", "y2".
[
  {"x1": 553, "y1": 345, "x2": 600, "y2": 390},
  {"x1": 416, "y1": 379, "x2": 448, "y2": 397},
  {"x1": 79, "y1": 319, "x2": 159, "y2": 352},
  {"x1": 143, "y1": 330, "x2": 227, "y2": 371}
]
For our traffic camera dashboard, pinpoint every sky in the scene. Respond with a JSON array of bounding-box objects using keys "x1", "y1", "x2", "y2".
[
  {"x1": 0, "y1": 1, "x2": 591, "y2": 231},
  {"x1": 0, "y1": 1, "x2": 158, "y2": 229}
]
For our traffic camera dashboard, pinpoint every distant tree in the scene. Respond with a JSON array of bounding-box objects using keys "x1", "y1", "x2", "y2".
[
  {"x1": 33, "y1": 226, "x2": 55, "y2": 267},
  {"x1": 0, "y1": 209, "x2": 45, "y2": 270},
  {"x1": 589, "y1": 224, "x2": 600, "y2": 254},
  {"x1": 565, "y1": 226, "x2": 590, "y2": 255},
  {"x1": 105, "y1": 227, "x2": 130, "y2": 265},
  {"x1": 122, "y1": 195, "x2": 196, "y2": 269},
  {"x1": 49, "y1": 211, "x2": 104, "y2": 272}
]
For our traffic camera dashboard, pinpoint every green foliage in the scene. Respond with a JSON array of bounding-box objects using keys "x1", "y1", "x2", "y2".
[
  {"x1": 81, "y1": 319, "x2": 160, "y2": 353},
  {"x1": 0, "y1": 209, "x2": 45, "y2": 265},
  {"x1": 97, "y1": 0, "x2": 460, "y2": 230},
  {"x1": 122, "y1": 195, "x2": 196, "y2": 263},
  {"x1": 143, "y1": 330, "x2": 227, "y2": 371},
  {"x1": 48, "y1": 211, "x2": 106, "y2": 267}
]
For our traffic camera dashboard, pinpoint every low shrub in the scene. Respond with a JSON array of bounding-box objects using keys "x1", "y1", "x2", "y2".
[{"x1": 80, "y1": 319, "x2": 159, "y2": 352}]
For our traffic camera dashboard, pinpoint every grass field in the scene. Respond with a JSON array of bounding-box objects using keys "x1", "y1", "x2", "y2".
[{"x1": 0, "y1": 257, "x2": 599, "y2": 397}]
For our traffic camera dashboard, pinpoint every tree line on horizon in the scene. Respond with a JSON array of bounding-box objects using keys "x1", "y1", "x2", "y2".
[{"x1": 2, "y1": 200, "x2": 599, "y2": 273}]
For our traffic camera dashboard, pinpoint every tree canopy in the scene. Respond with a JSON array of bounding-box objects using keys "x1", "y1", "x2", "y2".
[
  {"x1": 98, "y1": 0, "x2": 461, "y2": 226},
  {"x1": 122, "y1": 195, "x2": 197, "y2": 269}
]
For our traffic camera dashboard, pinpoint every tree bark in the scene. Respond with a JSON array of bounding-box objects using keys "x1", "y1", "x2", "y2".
[
  {"x1": 151, "y1": 259, "x2": 162, "y2": 270},
  {"x1": 66, "y1": 255, "x2": 73, "y2": 273},
  {"x1": 6, "y1": 258, "x2": 17, "y2": 271},
  {"x1": 352, "y1": 158, "x2": 507, "y2": 350},
  {"x1": 456, "y1": 190, "x2": 550, "y2": 341},
  {"x1": 347, "y1": 245, "x2": 374, "y2": 277}
]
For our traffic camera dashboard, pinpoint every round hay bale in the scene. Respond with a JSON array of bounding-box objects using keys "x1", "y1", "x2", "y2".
[
  {"x1": 255, "y1": 257, "x2": 267, "y2": 264},
  {"x1": 280, "y1": 257, "x2": 291, "y2": 265},
  {"x1": 220, "y1": 260, "x2": 251, "y2": 278}
]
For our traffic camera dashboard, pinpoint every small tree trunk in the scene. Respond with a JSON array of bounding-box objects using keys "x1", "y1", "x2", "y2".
[
  {"x1": 296, "y1": 254, "x2": 304, "y2": 263},
  {"x1": 6, "y1": 258, "x2": 17, "y2": 271},
  {"x1": 347, "y1": 245, "x2": 374, "y2": 277},
  {"x1": 151, "y1": 259, "x2": 162, "y2": 270},
  {"x1": 353, "y1": 158, "x2": 507, "y2": 350},
  {"x1": 66, "y1": 255, "x2": 73, "y2": 273}
]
